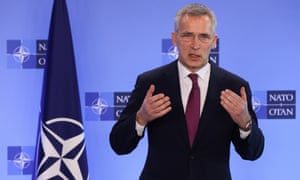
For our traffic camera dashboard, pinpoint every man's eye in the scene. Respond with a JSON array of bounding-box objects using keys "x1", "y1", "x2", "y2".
[
  {"x1": 181, "y1": 33, "x2": 193, "y2": 37},
  {"x1": 199, "y1": 34, "x2": 211, "y2": 39}
]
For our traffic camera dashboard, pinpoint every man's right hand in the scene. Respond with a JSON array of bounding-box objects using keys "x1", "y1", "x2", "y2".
[{"x1": 136, "y1": 84, "x2": 172, "y2": 126}]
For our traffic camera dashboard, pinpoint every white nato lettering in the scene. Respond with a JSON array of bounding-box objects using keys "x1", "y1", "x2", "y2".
[
  {"x1": 268, "y1": 94, "x2": 294, "y2": 102},
  {"x1": 116, "y1": 95, "x2": 130, "y2": 104},
  {"x1": 38, "y1": 42, "x2": 47, "y2": 52},
  {"x1": 38, "y1": 57, "x2": 46, "y2": 66},
  {"x1": 115, "y1": 109, "x2": 123, "y2": 118},
  {"x1": 268, "y1": 107, "x2": 294, "y2": 116}
]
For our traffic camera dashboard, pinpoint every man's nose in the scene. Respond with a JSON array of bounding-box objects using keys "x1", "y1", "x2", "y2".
[{"x1": 191, "y1": 37, "x2": 201, "y2": 49}]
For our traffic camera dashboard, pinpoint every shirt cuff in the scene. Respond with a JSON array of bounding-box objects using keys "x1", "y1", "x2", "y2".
[
  {"x1": 136, "y1": 121, "x2": 145, "y2": 136},
  {"x1": 239, "y1": 128, "x2": 251, "y2": 139}
]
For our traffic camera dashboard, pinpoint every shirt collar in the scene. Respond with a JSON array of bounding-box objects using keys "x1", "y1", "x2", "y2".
[{"x1": 178, "y1": 60, "x2": 210, "y2": 80}]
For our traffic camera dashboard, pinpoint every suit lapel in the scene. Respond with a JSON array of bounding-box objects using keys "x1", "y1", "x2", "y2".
[{"x1": 162, "y1": 61, "x2": 190, "y2": 148}]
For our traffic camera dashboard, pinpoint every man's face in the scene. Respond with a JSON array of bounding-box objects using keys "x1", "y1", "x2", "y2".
[{"x1": 172, "y1": 14, "x2": 217, "y2": 72}]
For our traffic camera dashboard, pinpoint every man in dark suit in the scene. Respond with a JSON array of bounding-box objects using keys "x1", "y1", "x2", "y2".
[{"x1": 110, "y1": 3, "x2": 264, "y2": 180}]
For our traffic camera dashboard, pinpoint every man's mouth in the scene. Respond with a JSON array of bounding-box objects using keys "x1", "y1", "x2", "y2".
[{"x1": 189, "y1": 53, "x2": 201, "y2": 58}]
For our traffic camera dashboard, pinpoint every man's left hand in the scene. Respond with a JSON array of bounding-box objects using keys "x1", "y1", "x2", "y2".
[{"x1": 220, "y1": 86, "x2": 251, "y2": 129}]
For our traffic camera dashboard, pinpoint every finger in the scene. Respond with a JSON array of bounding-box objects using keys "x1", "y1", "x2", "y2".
[
  {"x1": 158, "y1": 106, "x2": 172, "y2": 116},
  {"x1": 157, "y1": 96, "x2": 171, "y2": 111},
  {"x1": 154, "y1": 100, "x2": 172, "y2": 117},
  {"x1": 145, "y1": 84, "x2": 155, "y2": 99},
  {"x1": 240, "y1": 86, "x2": 247, "y2": 102},
  {"x1": 151, "y1": 95, "x2": 169, "y2": 112},
  {"x1": 220, "y1": 90, "x2": 239, "y2": 113},
  {"x1": 221, "y1": 90, "x2": 235, "y2": 105},
  {"x1": 220, "y1": 91, "x2": 231, "y2": 109}
]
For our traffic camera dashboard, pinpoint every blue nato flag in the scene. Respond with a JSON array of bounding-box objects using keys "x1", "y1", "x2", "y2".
[{"x1": 33, "y1": 0, "x2": 89, "y2": 179}]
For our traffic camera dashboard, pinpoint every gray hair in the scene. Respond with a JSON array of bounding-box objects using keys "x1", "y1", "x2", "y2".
[{"x1": 174, "y1": 3, "x2": 217, "y2": 34}]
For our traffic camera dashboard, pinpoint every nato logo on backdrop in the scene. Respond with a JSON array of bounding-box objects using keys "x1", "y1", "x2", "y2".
[
  {"x1": 85, "y1": 92, "x2": 131, "y2": 121},
  {"x1": 6, "y1": 40, "x2": 47, "y2": 69},
  {"x1": 161, "y1": 38, "x2": 219, "y2": 65},
  {"x1": 7, "y1": 146, "x2": 35, "y2": 175},
  {"x1": 252, "y1": 90, "x2": 296, "y2": 119}
]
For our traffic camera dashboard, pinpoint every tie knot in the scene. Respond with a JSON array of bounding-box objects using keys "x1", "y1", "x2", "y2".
[{"x1": 188, "y1": 73, "x2": 198, "y2": 83}]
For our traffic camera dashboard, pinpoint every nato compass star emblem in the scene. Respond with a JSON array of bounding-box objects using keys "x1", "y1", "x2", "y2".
[
  {"x1": 167, "y1": 45, "x2": 178, "y2": 60},
  {"x1": 252, "y1": 96, "x2": 262, "y2": 113},
  {"x1": 91, "y1": 97, "x2": 109, "y2": 115},
  {"x1": 13, "y1": 151, "x2": 32, "y2": 170},
  {"x1": 37, "y1": 117, "x2": 88, "y2": 180},
  {"x1": 13, "y1": 45, "x2": 31, "y2": 64}
]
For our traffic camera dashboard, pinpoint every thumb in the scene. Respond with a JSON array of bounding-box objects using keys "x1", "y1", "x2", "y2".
[
  {"x1": 240, "y1": 86, "x2": 247, "y2": 101},
  {"x1": 145, "y1": 84, "x2": 155, "y2": 99}
]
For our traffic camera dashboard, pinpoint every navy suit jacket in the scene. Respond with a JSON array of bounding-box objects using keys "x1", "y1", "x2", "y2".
[{"x1": 110, "y1": 60, "x2": 264, "y2": 180}]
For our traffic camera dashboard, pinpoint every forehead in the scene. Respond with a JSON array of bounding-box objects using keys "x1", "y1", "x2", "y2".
[{"x1": 178, "y1": 15, "x2": 213, "y2": 33}]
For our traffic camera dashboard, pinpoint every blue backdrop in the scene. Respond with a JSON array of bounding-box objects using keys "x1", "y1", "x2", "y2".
[{"x1": 1, "y1": 0, "x2": 299, "y2": 179}]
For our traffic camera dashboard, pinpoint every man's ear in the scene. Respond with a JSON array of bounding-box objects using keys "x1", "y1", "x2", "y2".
[
  {"x1": 212, "y1": 34, "x2": 218, "y2": 49},
  {"x1": 171, "y1": 32, "x2": 177, "y2": 46}
]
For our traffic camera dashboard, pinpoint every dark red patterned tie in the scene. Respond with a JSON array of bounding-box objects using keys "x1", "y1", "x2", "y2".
[{"x1": 186, "y1": 73, "x2": 200, "y2": 147}]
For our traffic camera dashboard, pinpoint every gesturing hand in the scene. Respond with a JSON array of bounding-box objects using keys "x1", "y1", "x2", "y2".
[
  {"x1": 136, "y1": 84, "x2": 172, "y2": 126},
  {"x1": 220, "y1": 87, "x2": 251, "y2": 129}
]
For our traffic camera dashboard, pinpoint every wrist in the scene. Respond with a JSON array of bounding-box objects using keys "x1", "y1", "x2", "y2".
[
  {"x1": 136, "y1": 111, "x2": 147, "y2": 126},
  {"x1": 240, "y1": 119, "x2": 252, "y2": 131}
]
